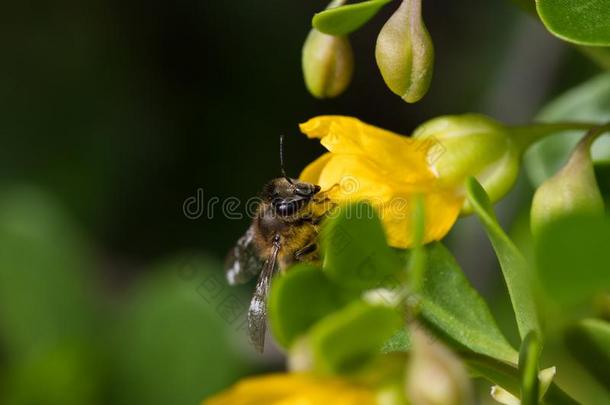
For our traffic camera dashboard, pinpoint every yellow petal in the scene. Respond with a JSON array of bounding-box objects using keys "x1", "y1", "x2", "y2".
[
  {"x1": 299, "y1": 148, "x2": 461, "y2": 248},
  {"x1": 300, "y1": 116, "x2": 432, "y2": 181},
  {"x1": 203, "y1": 373, "x2": 377, "y2": 405},
  {"x1": 315, "y1": 154, "x2": 398, "y2": 202},
  {"x1": 299, "y1": 115, "x2": 464, "y2": 248},
  {"x1": 379, "y1": 191, "x2": 462, "y2": 248}
]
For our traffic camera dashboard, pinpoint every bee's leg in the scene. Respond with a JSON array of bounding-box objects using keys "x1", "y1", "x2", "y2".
[
  {"x1": 294, "y1": 243, "x2": 317, "y2": 261},
  {"x1": 300, "y1": 212, "x2": 331, "y2": 225},
  {"x1": 310, "y1": 216, "x2": 326, "y2": 225}
]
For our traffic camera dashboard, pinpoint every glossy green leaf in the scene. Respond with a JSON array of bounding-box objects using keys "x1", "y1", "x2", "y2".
[
  {"x1": 419, "y1": 243, "x2": 518, "y2": 364},
  {"x1": 519, "y1": 331, "x2": 541, "y2": 405},
  {"x1": 525, "y1": 72, "x2": 610, "y2": 187},
  {"x1": 320, "y1": 201, "x2": 403, "y2": 291},
  {"x1": 466, "y1": 177, "x2": 541, "y2": 339},
  {"x1": 536, "y1": 0, "x2": 610, "y2": 46},
  {"x1": 268, "y1": 263, "x2": 354, "y2": 348},
  {"x1": 535, "y1": 215, "x2": 610, "y2": 309},
  {"x1": 309, "y1": 301, "x2": 402, "y2": 374},
  {"x1": 565, "y1": 318, "x2": 610, "y2": 390},
  {"x1": 313, "y1": 0, "x2": 392, "y2": 36}
]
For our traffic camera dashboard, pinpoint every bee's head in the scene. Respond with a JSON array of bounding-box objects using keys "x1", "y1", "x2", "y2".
[
  {"x1": 262, "y1": 134, "x2": 321, "y2": 217},
  {"x1": 262, "y1": 178, "x2": 321, "y2": 217}
]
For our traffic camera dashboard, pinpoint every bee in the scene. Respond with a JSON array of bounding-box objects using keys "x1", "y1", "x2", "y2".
[{"x1": 225, "y1": 136, "x2": 333, "y2": 353}]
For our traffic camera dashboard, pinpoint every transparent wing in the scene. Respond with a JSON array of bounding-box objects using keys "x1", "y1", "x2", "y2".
[
  {"x1": 248, "y1": 236, "x2": 280, "y2": 353},
  {"x1": 225, "y1": 226, "x2": 264, "y2": 285}
]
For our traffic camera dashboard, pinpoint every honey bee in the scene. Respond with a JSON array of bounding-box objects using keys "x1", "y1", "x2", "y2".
[{"x1": 225, "y1": 136, "x2": 333, "y2": 352}]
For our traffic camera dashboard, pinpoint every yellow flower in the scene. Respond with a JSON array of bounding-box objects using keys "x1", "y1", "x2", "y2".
[
  {"x1": 203, "y1": 373, "x2": 377, "y2": 405},
  {"x1": 299, "y1": 115, "x2": 463, "y2": 248}
]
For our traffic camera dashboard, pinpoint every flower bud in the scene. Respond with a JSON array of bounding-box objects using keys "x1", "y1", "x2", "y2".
[
  {"x1": 302, "y1": 1, "x2": 354, "y2": 99},
  {"x1": 406, "y1": 326, "x2": 473, "y2": 405},
  {"x1": 412, "y1": 114, "x2": 520, "y2": 213},
  {"x1": 375, "y1": 0, "x2": 434, "y2": 103},
  {"x1": 531, "y1": 131, "x2": 604, "y2": 236}
]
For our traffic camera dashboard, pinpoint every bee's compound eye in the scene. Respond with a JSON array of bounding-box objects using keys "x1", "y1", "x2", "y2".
[{"x1": 273, "y1": 198, "x2": 305, "y2": 216}]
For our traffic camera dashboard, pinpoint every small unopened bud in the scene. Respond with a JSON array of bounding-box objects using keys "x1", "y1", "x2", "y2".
[
  {"x1": 375, "y1": 0, "x2": 434, "y2": 103},
  {"x1": 531, "y1": 130, "x2": 605, "y2": 236},
  {"x1": 302, "y1": 1, "x2": 354, "y2": 99},
  {"x1": 412, "y1": 114, "x2": 520, "y2": 213},
  {"x1": 406, "y1": 326, "x2": 473, "y2": 405}
]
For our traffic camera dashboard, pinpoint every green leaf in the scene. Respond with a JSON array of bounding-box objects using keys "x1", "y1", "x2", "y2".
[
  {"x1": 525, "y1": 72, "x2": 610, "y2": 187},
  {"x1": 309, "y1": 301, "x2": 402, "y2": 374},
  {"x1": 466, "y1": 177, "x2": 541, "y2": 340},
  {"x1": 0, "y1": 186, "x2": 96, "y2": 356},
  {"x1": 320, "y1": 201, "x2": 403, "y2": 291},
  {"x1": 535, "y1": 215, "x2": 610, "y2": 309},
  {"x1": 381, "y1": 328, "x2": 411, "y2": 353},
  {"x1": 113, "y1": 256, "x2": 248, "y2": 405},
  {"x1": 536, "y1": 0, "x2": 610, "y2": 46},
  {"x1": 2, "y1": 344, "x2": 102, "y2": 405},
  {"x1": 419, "y1": 243, "x2": 518, "y2": 363},
  {"x1": 519, "y1": 331, "x2": 541, "y2": 405},
  {"x1": 313, "y1": 0, "x2": 392, "y2": 36},
  {"x1": 268, "y1": 263, "x2": 354, "y2": 348},
  {"x1": 565, "y1": 318, "x2": 610, "y2": 390}
]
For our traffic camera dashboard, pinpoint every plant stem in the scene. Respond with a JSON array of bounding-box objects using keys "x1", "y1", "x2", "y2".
[{"x1": 509, "y1": 122, "x2": 600, "y2": 155}]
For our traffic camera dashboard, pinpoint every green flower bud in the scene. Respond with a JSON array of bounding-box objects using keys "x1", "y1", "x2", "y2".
[
  {"x1": 406, "y1": 326, "x2": 473, "y2": 405},
  {"x1": 412, "y1": 114, "x2": 520, "y2": 214},
  {"x1": 302, "y1": 29, "x2": 354, "y2": 99},
  {"x1": 302, "y1": 0, "x2": 354, "y2": 99},
  {"x1": 531, "y1": 130, "x2": 605, "y2": 236},
  {"x1": 375, "y1": 0, "x2": 434, "y2": 103}
]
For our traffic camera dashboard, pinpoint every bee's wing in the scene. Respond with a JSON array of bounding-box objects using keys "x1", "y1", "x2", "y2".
[
  {"x1": 225, "y1": 226, "x2": 264, "y2": 285},
  {"x1": 248, "y1": 236, "x2": 280, "y2": 353}
]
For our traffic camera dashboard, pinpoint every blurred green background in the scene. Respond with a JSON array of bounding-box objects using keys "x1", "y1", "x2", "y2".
[{"x1": 0, "y1": 1, "x2": 601, "y2": 404}]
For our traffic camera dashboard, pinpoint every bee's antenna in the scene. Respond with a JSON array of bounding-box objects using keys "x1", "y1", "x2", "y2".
[{"x1": 279, "y1": 134, "x2": 294, "y2": 184}]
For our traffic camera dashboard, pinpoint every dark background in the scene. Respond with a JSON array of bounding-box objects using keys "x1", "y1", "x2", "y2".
[{"x1": 0, "y1": 1, "x2": 600, "y2": 404}]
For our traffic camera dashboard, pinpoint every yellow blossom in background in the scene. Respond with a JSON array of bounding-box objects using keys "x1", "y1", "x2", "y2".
[
  {"x1": 203, "y1": 373, "x2": 377, "y2": 405},
  {"x1": 299, "y1": 115, "x2": 463, "y2": 248}
]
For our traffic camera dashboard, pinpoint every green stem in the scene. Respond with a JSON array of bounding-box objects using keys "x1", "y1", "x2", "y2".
[
  {"x1": 408, "y1": 194, "x2": 426, "y2": 294},
  {"x1": 585, "y1": 123, "x2": 610, "y2": 145},
  {"x1": 509, "y1": 122, "x2": 600, "y2": 155}
]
